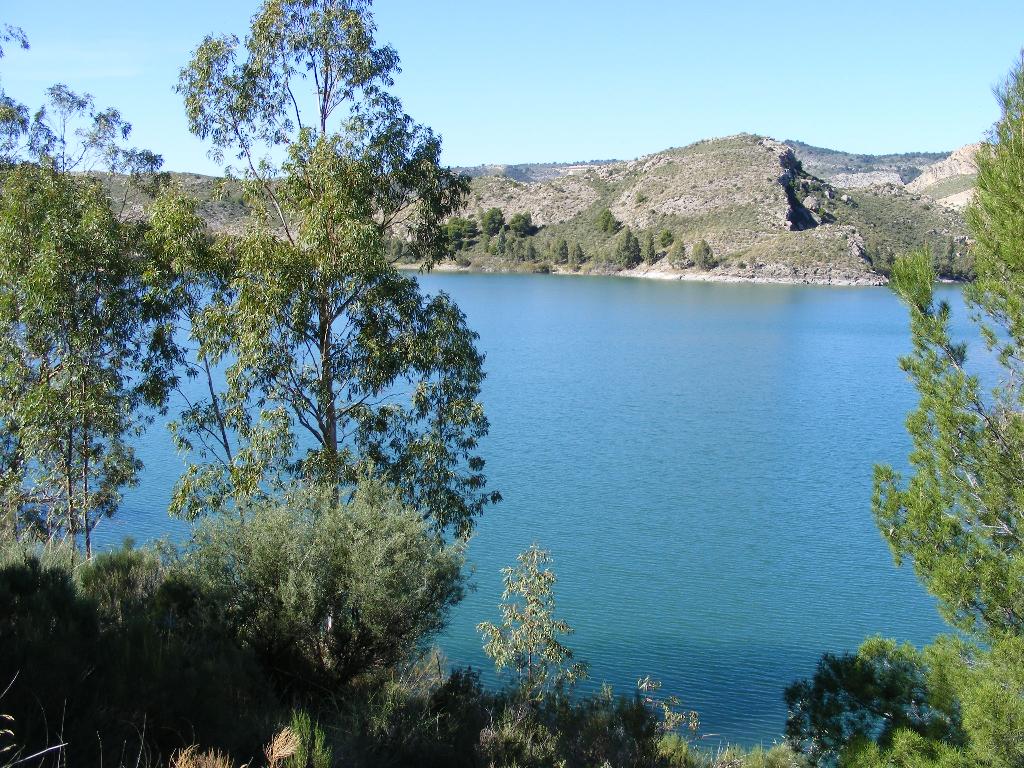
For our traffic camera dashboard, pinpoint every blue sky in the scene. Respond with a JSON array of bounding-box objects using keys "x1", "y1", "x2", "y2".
[{"x1": 4, "y1": 1, "x2": 1023, "y2": 174}]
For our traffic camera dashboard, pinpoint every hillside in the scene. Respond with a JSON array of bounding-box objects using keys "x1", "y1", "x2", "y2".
[
  {"x1": 119, "y1": 135, "x2": 973, "y2": 285},
  {"x1": 783, "y1": 140, "x2": 950, "y2": 186},
  {"x1": 905, "y1": 142, "x2": 980, "y2": 209},
  {"x1": 434, "y1": 134, "x2": 969, "y2": 284}
]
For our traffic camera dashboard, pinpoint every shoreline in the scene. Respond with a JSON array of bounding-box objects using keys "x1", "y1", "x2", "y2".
[{"x1": 397, "y1": 261, "x2": 889, "y2": 287}]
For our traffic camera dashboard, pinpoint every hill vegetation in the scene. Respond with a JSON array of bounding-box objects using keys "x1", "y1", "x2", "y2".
[{"x1": 423, "y1": 135, "x2": 971, "y2": 282}]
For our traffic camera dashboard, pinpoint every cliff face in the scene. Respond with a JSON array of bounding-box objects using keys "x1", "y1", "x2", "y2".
[{"x1": 905, "y1": 143, "x2": 980, "y2": 210}]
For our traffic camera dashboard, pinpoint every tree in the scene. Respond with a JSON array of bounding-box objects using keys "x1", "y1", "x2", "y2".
[
  {"x1": 659, "y1": 229, "x2": 674, "y2": 249},
  {"x1": 0, "y1": 84, "x2": 184, "y2": 555},
  {"x1": 496, "y1": 229, "x2": 508, "y2": 256},
  {"x1": 0, "y1": 25, "x2": 29, "y2": 164},
  {"x1": 481, "y1": 207, "x2": 505, "y2": 236},
  {"x1": 692, "y1": 239, "x2": 715, "y2": 270},
  {"x1": 508, "y1": 211, "x2": 535, "y2": 237},
  {"x1": 175, "y1": 0, "x2": 498, "y2": 537},
  {"x1": 643, "y1": 232, "x2": 656, "y2": 265},
  {"x1": 669, "y1": 239, "x2": 687, "y2": 268},
  {"x1": 569, "y1": 242, "x2": 586, "y2": 269},
  {"x1": 788, "y1": 56, "x2": 1024, "y2": 768},
  {"x1": 478, "y1": 544, "x2": 588, "y2": 700},
  {"x1": 784, "y1": 637, "x2": 960, "y2": 765},
  {"x1": 554, "y1": 238, "x2": 569, "y2": 264},
  {"x1": 595, "y1": 208, "x2": 620, "y2": 234},
  {"x1": 445, "y1": 216, "x2": 479, "y2": 252},
  {"x1": 615, "y1": 228, "x2": 641, "y2": 268}
]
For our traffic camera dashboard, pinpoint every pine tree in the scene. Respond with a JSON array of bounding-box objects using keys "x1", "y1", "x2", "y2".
[
  {"x1": 669, "y1": 239, "x2": 687, "y2": 268},
  {"x1": 692, "y1": 239, "x2": 715, "y2": 270},
  {"x1": 789, "y1": 56, "x2": 1024, "y2": 768},
  {"x1": 644, "y1": 232, "x2": 657, "y2": 265},
  {"x1": 569, "y1": 243, "x2": 586, "y2": 270},
  {"x1": 616, "y1": 228, "x2": 641, "y2": 268},
  {"x1": 555, "y1": 238, "x2": 569, "y2": 264}
]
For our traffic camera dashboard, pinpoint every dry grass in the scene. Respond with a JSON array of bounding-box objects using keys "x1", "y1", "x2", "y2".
[
  {"x1": 170, "y1": 727, "x2": 298, "y2": 768},
  {"x1": 264, "y1": 728, "x2": 299, "y2": 768}
]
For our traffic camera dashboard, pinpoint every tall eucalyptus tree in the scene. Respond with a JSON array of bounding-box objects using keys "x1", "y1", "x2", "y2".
[
  {"x1": 176, "y1": 0, "x2": 498, "y2": 537},
  {"x1": 0, "y1": 83, "x2": 186, "y2": 555}
]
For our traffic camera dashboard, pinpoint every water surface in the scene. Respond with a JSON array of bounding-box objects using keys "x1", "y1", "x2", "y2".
[{"x1": 108, "y1": 273, "x2": 972, "y2": 747}]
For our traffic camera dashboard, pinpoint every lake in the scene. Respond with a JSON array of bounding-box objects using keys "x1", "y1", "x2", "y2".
[{"x1": 104, "y1": 272, "x2": 969, "y2": 748}]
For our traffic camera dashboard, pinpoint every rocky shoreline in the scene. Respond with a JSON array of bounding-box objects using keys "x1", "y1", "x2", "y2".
[{"x1": 398, "y1": 260, "x2": 888, "y2": 287}]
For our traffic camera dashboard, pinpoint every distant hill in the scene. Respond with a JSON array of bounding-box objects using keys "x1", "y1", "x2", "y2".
[
  {"x1": 454, "y1": 160, "x2": 616, "y2": 183},
  {"x1": 111, "y1": 135, "x2": 975, "y2": 285},
  {"x1": 783, "y1": 140, "x2": 950, "y2": 185}
]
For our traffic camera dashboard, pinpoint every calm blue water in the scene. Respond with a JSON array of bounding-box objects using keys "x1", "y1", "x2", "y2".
[{"x1": 103, "y1": 273, "x2": 973, "y2": 748}]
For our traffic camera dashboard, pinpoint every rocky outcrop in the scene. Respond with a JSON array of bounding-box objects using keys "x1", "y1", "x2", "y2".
[{"x1": 907, "y1": 143, "x2": 980, "y2": 192}]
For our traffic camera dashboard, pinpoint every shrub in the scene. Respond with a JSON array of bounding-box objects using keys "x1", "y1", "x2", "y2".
[
  {"x1": 508, "y1": 212, "x2": 536, "y2": 236},
  {"x1": 179, "y1": 481, "x2": 465, "y2": 692},
  {"x1": 596, "y1": 208, "x2": 621, "y2": 234},
  {"x1": 692, "y1": 239, "x2": 716, "y2": 270}
]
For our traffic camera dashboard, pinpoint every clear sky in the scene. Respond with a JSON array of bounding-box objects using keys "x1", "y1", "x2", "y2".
[{"x1": 4, "y1": 1, "x2": 1023, "y2": 174}]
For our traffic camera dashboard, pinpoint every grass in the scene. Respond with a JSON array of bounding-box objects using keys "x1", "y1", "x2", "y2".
[{"x1": 915, "y1": 173, "x2": 976, "y2": 200}]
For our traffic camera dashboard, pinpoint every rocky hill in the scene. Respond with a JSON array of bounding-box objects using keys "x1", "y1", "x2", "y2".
[
  {"x1": 439, "y1": 134, "x2": 970, "y2": 284},
  {"x1": 905, "y1": 143, "x2": 979, "y2": 210},
  {"x1": 783, "y1": 140, "x2": 949, "y2": 185},
  {"x1": 122, "y1": 135, "x2": 975, "y2": 285}
]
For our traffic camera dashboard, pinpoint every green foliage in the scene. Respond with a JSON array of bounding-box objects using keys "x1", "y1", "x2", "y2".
[
  {"x1": 784, "y1": 637, "x2": 961, "y2": 765},
  {"x1": 616, "y1": 228, "x2": 642, "y2": 268},
  {"x1": 555, "y1": 238, "x2": 570, "y2": 264},
  {"x1": 446, "y1": 216, "x2": 480, "y2": 251},
  {"x1": 0, "y1": 536, "x2": 275, "y2": 765},
  {"x1": 0, "y1": 163, "x2": 185, "y2": 555},
  {"x1": 692, "y1": 239, "x2": 716, "y2": 270},
  {"x1": 508, "y1": 211, "x2": 536, "y2": 237},
  {"x1": 670, "y1": 239, "x2": 688, "y2": 267},
  {"x1": 0, "y1": 479, "x2": 462, "y2": 763},
  {"x1": 181, "y1": 479, "x2": 465, "y2": 691},
  {"x1": 791, "y1": 56, "x2": 1024, "y2": 768},
  {"x1": 285, "y1": 710, "x2": 332, "y2": 768},
  {"x1": 478, "y1": 544, "x2": 588, "y2": 700},
  {"x1": 569, "y1": 242, "x2": 586, "y2": 269},
  {"x1": 174, "y1": 0, "x2": 498, "y2": 537},
  {"x1": 596, "y1": 207, "x2": 621, "y2": 234},
  {"x1": 480, "y1": 207, "x2": 505, "y2": 236},
  {"x1": 659, "y1": 229, "x2": 675, "y2": 249},
  {"x1": 644, "y1": 231, "x2": 657, "y2": 264}
]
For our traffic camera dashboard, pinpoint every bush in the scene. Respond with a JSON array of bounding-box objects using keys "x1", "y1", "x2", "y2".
[
  {"x1": 508, "y1": 212, "x2": 536, "y2": 237},
  {"x1": 596, "y1": 208, "x2": 621, "y2": 234},
  {"x1": 179, "y1": 481, "x2": 465, "y2": 692},
  {"x1": 692, "y1": 239, "x2": 716, "y2": 270}
]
